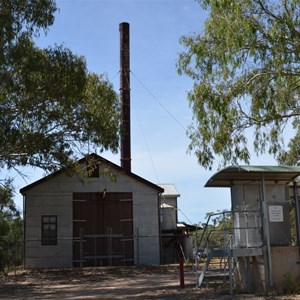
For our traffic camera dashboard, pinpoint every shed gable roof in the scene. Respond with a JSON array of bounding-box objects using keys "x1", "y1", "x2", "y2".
[{"x1": 20, "y1": 153, "x2": 164, "y2": 194}]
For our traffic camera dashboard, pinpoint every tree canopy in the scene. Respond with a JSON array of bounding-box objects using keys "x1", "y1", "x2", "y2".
[
  {"x1": 0, "y1": 0, "x2": 120, "y2": 174},
  {"x1": 178, "y1": 0, "x2": 300, "y2": 169},
  {"x1": 0, "y1": 179, "x2": 22, "y2": 273}
]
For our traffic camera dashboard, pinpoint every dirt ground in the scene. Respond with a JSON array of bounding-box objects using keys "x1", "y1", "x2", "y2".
[{"x1": 0, "y1": 265, "x2": 300, "y2": 299}]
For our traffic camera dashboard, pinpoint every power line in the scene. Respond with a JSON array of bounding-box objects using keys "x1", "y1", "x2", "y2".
[
  {"x1": 130, "y1": 71, "x2": 196, "y2": 226},
  {"x1": 133, "y1": 107, "x2": 161, "y2": 183},
  {"x1": 131, "y1": 70, "x2": 187, "y2": 131}
]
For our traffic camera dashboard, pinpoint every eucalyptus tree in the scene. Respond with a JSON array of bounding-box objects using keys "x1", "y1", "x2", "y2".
[
  {"x1": 1, "y1": 0, "x2": 120, "y2": 174},
  {"x1": 178, "y1": 0, "x2": 300, "y2": 169},
  {"x1": 0, "y1": 179, "x2": 22, "y2": 273}
]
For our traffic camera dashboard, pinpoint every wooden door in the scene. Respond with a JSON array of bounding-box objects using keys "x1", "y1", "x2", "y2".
[{"x1": 73, "y1": 192, "x2": 133, "y2": 267}]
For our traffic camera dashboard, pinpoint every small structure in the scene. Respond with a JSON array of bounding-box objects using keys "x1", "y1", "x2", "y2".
[
  {"x1": 197, "y1": 166, "x2": 300, "y2": 293},
  {"x1": 203, "y1": 165, "x2": 300, "y2": 293},
  {"x1": 159, "y1": 184, "x2": 194, "y2": 263},
  {"x1": 20, "y1": 154, "x2": 163, "y2": 268}
]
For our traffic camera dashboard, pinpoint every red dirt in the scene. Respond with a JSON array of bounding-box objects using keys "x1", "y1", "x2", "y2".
[{"x1": 0, "y1": 265, "x2": 299, "y2": 299}]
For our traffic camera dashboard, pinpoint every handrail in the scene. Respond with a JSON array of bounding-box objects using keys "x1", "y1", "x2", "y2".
[
  {"x1": 196, "y1": 209, "x2": 258, "y2": 254},
  {"x1": 195, "y1": 208, "x2": 262, "y2": 291},
  {"x1": 197, "y1": 210, "x2": 232, "y2": 254}
]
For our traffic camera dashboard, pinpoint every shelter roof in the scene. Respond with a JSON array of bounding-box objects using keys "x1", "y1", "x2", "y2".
[{"x1": 205, "y1": 165, "x2": 300, "y2": 188}]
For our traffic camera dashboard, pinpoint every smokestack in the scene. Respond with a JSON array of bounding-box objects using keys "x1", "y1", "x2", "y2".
[{"x1": 119, "y1": 22, "x2": 131, "y2": 172}]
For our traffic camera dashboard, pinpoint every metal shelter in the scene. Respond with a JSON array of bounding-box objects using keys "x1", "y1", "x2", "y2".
[{"x1": 198, "y1": 165, "x2": 300, "y2": 294}]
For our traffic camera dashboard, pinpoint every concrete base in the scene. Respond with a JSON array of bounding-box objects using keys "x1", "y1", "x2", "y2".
[
  {"x1": 234, "y1": 255, "x2": 266, "y2": 294},
  {"x1": 271, "y1": 246, "x2": 300, "y2": 288},
  {"x1": 233, "y1": 246, "x2": 300, "y2": 294}
]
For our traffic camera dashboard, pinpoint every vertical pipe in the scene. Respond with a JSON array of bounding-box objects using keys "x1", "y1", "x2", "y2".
[
  {"x1": 229, "y1": 255, "x2": 233, "y2": 295},
  {"x1": 94, "y1": 236, "x2": 97, "y2": 266},
  {"x1": 119, "y1": 22, "x2": 131, "y2": 172},
  {"x1": 136, "y1": 227, "x2": 139, "y2": 265},
  {"x1": 158, "y1": 192, "x2": 163, "y2": 264},
  {"x1": 123, "y1": 236, "x2": 126, "y2": 266},
  {"x1": 293, "y1": 181, "x2": 300, "y2": 259},
  {"x1": 23, "y1": 195, "x2": 26, "y2": 269},
  {"x1": 245, "y1": 212, "x2": 249, "y2": 247},
  {"x1": 261, "y1": 174, "x2": 273, "y2": 288}
]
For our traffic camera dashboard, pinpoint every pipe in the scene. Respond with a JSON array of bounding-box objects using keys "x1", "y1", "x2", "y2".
[{"x1": 261, "y1": 174, "x2": 273, "y2": 288}]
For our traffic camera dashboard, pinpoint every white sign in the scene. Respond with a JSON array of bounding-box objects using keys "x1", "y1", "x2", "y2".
[{"x1": 269, "y1": 205, "x2": 284, "y2": 222}]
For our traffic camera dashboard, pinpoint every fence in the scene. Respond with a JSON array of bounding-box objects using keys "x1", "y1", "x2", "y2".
[
  {"x1": 20, "y1": 230, "x2": 169, "y2": 268},
  {"x1": 73, "y1": 229, "x2": 135, "y2": 267}
]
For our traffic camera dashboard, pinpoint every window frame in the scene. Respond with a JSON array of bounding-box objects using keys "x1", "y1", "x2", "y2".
[{"x1": 41, "y1": 215, "x2": 57, "y2": 246}]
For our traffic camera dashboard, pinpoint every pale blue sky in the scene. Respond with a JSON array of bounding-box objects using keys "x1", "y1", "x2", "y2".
[{"x1": 11, "y1": 0, "x2": 277, "y2": 224}]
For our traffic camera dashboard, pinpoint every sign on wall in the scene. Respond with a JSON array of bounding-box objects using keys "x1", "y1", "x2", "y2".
[{"x1": 269, "y1": 205, "x2": 284, "y2": 222}]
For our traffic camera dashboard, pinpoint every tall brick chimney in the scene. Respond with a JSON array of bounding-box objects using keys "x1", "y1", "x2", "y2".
[{"x1": 119, "y1": 22, "x2": 131, "y2": 172}]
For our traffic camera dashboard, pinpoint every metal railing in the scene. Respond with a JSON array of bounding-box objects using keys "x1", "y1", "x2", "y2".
[
  {"x1": 195, "y1": 209, "x2": 262, "y2": 253},
  {"x1": 194, "y1": 209, "x2": 262, "y2": 292}
]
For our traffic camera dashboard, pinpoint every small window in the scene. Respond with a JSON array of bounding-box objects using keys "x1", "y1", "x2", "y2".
[
  {"x1": 42, "y1": 215, "x2": 57, "y2": 245},
  {"x1": 87, "y1": 163, "x2": 99, "y2": 178}
]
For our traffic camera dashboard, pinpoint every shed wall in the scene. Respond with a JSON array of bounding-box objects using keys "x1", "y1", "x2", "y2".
[
  {"x1": 24, "y1": 170, "x2": 160, "y2": 268},
  {"x1": 25, "y1": 192, "x2": 73, "y2": 268}
]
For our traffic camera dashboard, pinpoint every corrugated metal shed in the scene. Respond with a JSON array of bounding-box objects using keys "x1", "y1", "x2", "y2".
[
  {"x1": 205, "y1": 165, "x2": 300, "y2": 187},
  {"x1": 158, "y1": 184, "x2": 180, "y2": 197}
]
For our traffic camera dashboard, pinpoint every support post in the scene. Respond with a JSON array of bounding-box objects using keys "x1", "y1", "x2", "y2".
[
  {"x1": 136, "y1": 227, "x2": 139, "y2": 265},
  {"x1": 229, "y1": 255, "x2": 233, "y2": 296},
  {"x1": 80, "y1": 227, "x2": 84, "y2": 268},
  {"x1": 293, "y1": 182, "x2": 300, "y2": 260},
  {"x1": 179, "y1": 256, "x2": 185, "y2": 288},
  {"x1": 261, "y1": 174, "x2": 273, "y2": 288}
]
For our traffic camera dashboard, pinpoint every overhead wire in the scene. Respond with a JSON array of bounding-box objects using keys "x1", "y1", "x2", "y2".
[
  {"x1": 129, "y1": 70, "x2": 195, "y2": 225},
  {"x1": 130, "y1": 70, "x2": 187, "y2": 132},
  {"x1": 122, "y1": 69, "x2": 160, "y2": 184},
  {"x1": 134, "y1": 108, "x2": 161, "y2": 183}
]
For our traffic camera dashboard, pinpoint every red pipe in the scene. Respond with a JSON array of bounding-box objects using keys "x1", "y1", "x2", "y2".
[{"x1": 179, "y1": 257, "x2": 185, "y2": 288}]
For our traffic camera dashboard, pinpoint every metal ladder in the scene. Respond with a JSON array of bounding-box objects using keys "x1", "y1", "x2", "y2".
[{"x1": 195, "y1": 212, "x2": 234, "y2": 293}]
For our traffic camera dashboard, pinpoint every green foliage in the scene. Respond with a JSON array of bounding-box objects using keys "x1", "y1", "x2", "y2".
[
  {"x1": 0, "y1": 0, "x2": 120, "y2": 174},
  {"x1": 283, "y1": 273, "x2": 300, "y2": 294},
  {"x1": 0, "y1": 179, "x2": 23, "y2": 273},
  {"x1": 278, "y1": 129, "x2": 300, "y2": 165},
  {"x1": 194, "y1": 210, "x2": 232, "y2": 251},
  {"x1": 206, "y1": 211, "x2": 232, "y2": 248},
  {"x1": 178, "y1": 0, "x2": 300, "y2": 169}
]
